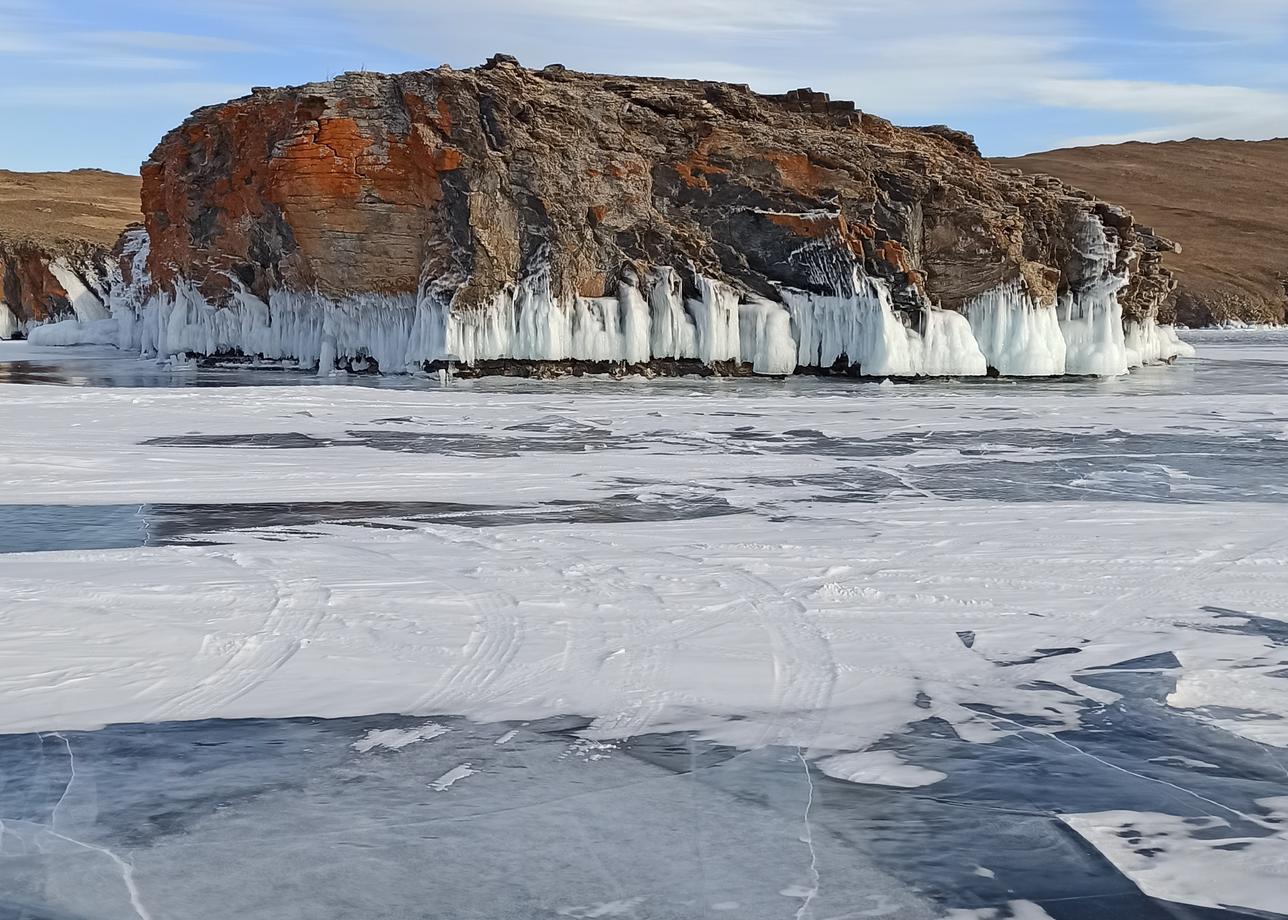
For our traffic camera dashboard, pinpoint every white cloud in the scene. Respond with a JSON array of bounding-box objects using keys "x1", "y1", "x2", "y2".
[
  {"x1": 0, "y1": 81, "x2": 250, "y2": 108},
  {"x1": 47, "y1": 54, "x2": 199, "y2": 72},
  {"x1": 495, "y1": 0, "x2": 840, "y2": 33},
  {"x1": 1148, "y1": 0, "x2": 1288, "y2": 39},
  {"x1": 0, "y1": 11, "x2": 47, "y2": 53},
  {"x1": 1044, "y1": 78, "x2": 1288, "y2": 145},
  {"x1": 73, "y1": 31, "x2": 265, "y2": 54}
]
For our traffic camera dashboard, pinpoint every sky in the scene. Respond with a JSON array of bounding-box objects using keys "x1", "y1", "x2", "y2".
[{"x1": 1, "y1": 0, "x2": 1287, "y2": 173}]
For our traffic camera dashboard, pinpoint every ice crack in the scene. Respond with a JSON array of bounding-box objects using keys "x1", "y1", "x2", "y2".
[
  {"x1": 794, "y1": 748, "x2": 820, "y2": 920},
  {"x1": 36, "y1": 732, "x2": 154, "y2": 920},
  {"x1": 49, "y1": 732, "x2": 75, "y2": 829}
]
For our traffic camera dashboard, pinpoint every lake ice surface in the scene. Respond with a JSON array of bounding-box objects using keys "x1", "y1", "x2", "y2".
[{"x1": 1, "y1": 330, "x2": 1287, "y2": 918}]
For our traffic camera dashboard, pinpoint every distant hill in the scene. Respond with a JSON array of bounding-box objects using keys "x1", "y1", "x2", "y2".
[
  {"x1": 0, "y1": 168, "x2": 141, "y2": 248},
  {"x1": 1, "y1": 169, "x2": 141, "y2": 333},
  {"x1": 994, "y1": 139, "x2": 1288, "y2": 326}
]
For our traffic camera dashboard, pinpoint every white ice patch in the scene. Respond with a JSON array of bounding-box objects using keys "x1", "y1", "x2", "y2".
[
  {"x1": 428, "y1": 763, "x2": 477, "y2": 791},
  {"x1": 2, "y1": 379, "x2": 1284, "y2": 751},
  {"x1": 47, "y1": 259, "x2": 109, "y2": 323},
  {"x1": 352, "y1": 721, "x2": 450, "y2": 753},
  {"x1": 1167, "y1": 662, "x2": 1288, "y2": 747},
  {"x1": 1063, "y1": 807, "x2": 1288, "y2": 915},
  {"x1": 817, "y1": 751, "x2": 946, "y2": 788},
  {"x1": 0, "y1": 302, "x2": 20, "y2": 340},
  {"x1": 26, "y1": 318, "x2": 120, "y2": 346}
]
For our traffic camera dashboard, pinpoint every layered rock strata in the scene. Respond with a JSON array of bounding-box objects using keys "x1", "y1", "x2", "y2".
[{"x1": 35, "y1": 58, "x2": 1193, "y2": 375}]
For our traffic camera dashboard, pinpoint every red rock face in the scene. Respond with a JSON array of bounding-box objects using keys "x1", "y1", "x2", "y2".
[
  {"x1": 0, "y1": 241, "x2": 85, "y2": 327},
  {"x1": 140, "y1": 59, "x2": 1175, "y2": 321},
  {"x1": 142, "y1": 88, "x2": 463, "y2": 304}
]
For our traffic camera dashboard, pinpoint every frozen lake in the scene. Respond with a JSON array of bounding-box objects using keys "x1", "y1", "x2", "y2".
[{"x1": 1, "y1": 331, "x2": 1287, "y2": 919}]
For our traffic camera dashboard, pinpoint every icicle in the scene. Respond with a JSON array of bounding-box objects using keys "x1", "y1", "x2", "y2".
[
  {"x1": 620, "y1": 282, "x2": 652, "y2": 365},
  {"x1": 27, "y1": 227, "x2": 1191, "y2": 378},
  {"x1": 739, "y1": 297, "x2": 798, "y2": 375},
  {"x1": 687, "y1": 276, "x2": 742, "y2": 364},
  {"x1": 965, "y1": 281, "x2": 1067, "y2": 376},
  {"x1": 783, "y1": 270, "x2": 987, "y2": 376},
  {"x1": 1125, "y1": 317, "x2": 1196, "y2": 365},
  {"x1": 1, "y1": 303, "x2": 20, "y2": 340},
  {"x1": 648, "y1": 268, "x2": 697, "y2": 359}
]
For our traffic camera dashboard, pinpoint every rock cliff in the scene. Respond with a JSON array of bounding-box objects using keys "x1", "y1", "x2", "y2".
[
  {"x1": 0, "y1": 169, "x2": 141, "y2": 340},
  {"x1": 49, "y1": 59, "x2": 1193, "y2": 376}
]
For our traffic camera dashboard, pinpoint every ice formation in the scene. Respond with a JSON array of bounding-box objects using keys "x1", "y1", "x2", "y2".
[
  {"x1": 26, "y1": 317, "x2": 120, "y2": 347},
  {"x1": 47, "y1": 259, "x2": 110, "y2": 323},
  {"x1": 29, "y1": 226, "x2": 1193, "y2": 377},
  {"x1": 783, "y1": 270, "x2": 988, "y2": 377},
  {"x1": 965, "y1": 282, "x2": 1067, "y2": 377},
  {"x1": 817, "y1": 751, "x2": 947, "y2": 788},
  {"x1": 0, "y1": 303, "x2": 17, "y2": 340}
]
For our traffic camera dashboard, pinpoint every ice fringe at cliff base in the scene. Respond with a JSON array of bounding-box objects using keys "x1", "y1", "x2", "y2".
[{"x1": 26, "y1": 229, "x2": 1193, "y2": 377}]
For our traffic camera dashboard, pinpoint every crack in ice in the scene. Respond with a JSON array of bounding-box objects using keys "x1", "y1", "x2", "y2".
[
  {"x1": 1036, "y1": 730, "x2": 1262, "y2": 826},
  {"x1": 136, "y1": 502, "x2": 153, "y2": 547},
  {"x1": 48, "y1": 732, "x2": 74, "y2": 829},
  {"x1": 991, "y1": 712, "x2": 1267, "y2": 829},
  {"x1": 35, "y1": 732, "x2": 154, "y2": 920},
  {"x1": 42, "y1": 827, "x2": 154, "y2": 920},
  {"x1": 795, "y1": 748, "x2": 820, "y2": 920}
]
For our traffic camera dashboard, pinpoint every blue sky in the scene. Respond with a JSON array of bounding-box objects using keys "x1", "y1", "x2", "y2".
[{"x1": 2, "y1": 0, "x2": 1287, "y2": 173}]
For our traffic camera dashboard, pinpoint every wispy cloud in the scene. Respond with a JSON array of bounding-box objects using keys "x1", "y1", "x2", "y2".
[
  {"x1": 1, "y1": 81, "x2": 250, "y2": 108},
  {"x1": 491, "y1": 0, "x2": 842, "y2": 33},
  {"x1": 1147, "y1": 0, "x2": 1288, "y2": 40},
  {"x1": 1044, "y1": 78, "x2": 1288, "y2": 145},
  {"x1": 72, "y1": 30, "x2": 265, "y2": 54},
  {"x1": 45, "y1": 53, "x2": 199, "y2": 71}
]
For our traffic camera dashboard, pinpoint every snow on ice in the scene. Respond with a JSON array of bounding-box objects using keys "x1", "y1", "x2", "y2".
[{"x1": 1, "y1": 330, "x2": 1286, "y2": 915}]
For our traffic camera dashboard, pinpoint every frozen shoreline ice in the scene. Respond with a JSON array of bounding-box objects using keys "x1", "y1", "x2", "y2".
[{"x1": 1, "y1": 336, "x2": 1287, "y2": 915}]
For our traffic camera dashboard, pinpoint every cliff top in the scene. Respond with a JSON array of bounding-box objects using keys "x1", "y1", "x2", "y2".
[
  {"x1": 0, "y1": 168, "x2": 142, "y2": 249},
  {"x1": 994, "y1": 138, "x2": 1288, "y2": 324}
]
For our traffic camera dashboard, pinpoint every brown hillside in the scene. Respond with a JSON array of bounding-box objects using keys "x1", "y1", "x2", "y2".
[
  {"x1": 0, "y1": 168, "x2": 141, "y2": 247},
  {"x1": 995, "y1": 139, "x2": 1288, "y2": 326},
  {"x1": 1, "y1": 169, "x2": 141, "y2": 330}
]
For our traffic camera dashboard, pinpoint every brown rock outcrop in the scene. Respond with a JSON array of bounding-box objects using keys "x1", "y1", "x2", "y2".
[{"x1": 140, "y1": 60, "x2": 1176, "y2": 325}]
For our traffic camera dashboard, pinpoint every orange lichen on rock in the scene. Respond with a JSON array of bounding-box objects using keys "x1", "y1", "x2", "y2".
[
  {"x1": 876, "y1": 240, "x2": 914, "y2": 273},
  {"x1": 673, "y1": 130, "x2": 733, "y2": 190},
  {"x1": 765, "y1": 212, "x2": 832, "y2": 239},
  {"x1": 765, "y1": 152, "x2": 822, "y2": 195}
]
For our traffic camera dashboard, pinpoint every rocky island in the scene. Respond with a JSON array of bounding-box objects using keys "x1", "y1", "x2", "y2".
[{"x1": 13, "y1": 57, "x2": 1193, "y2": 377}]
